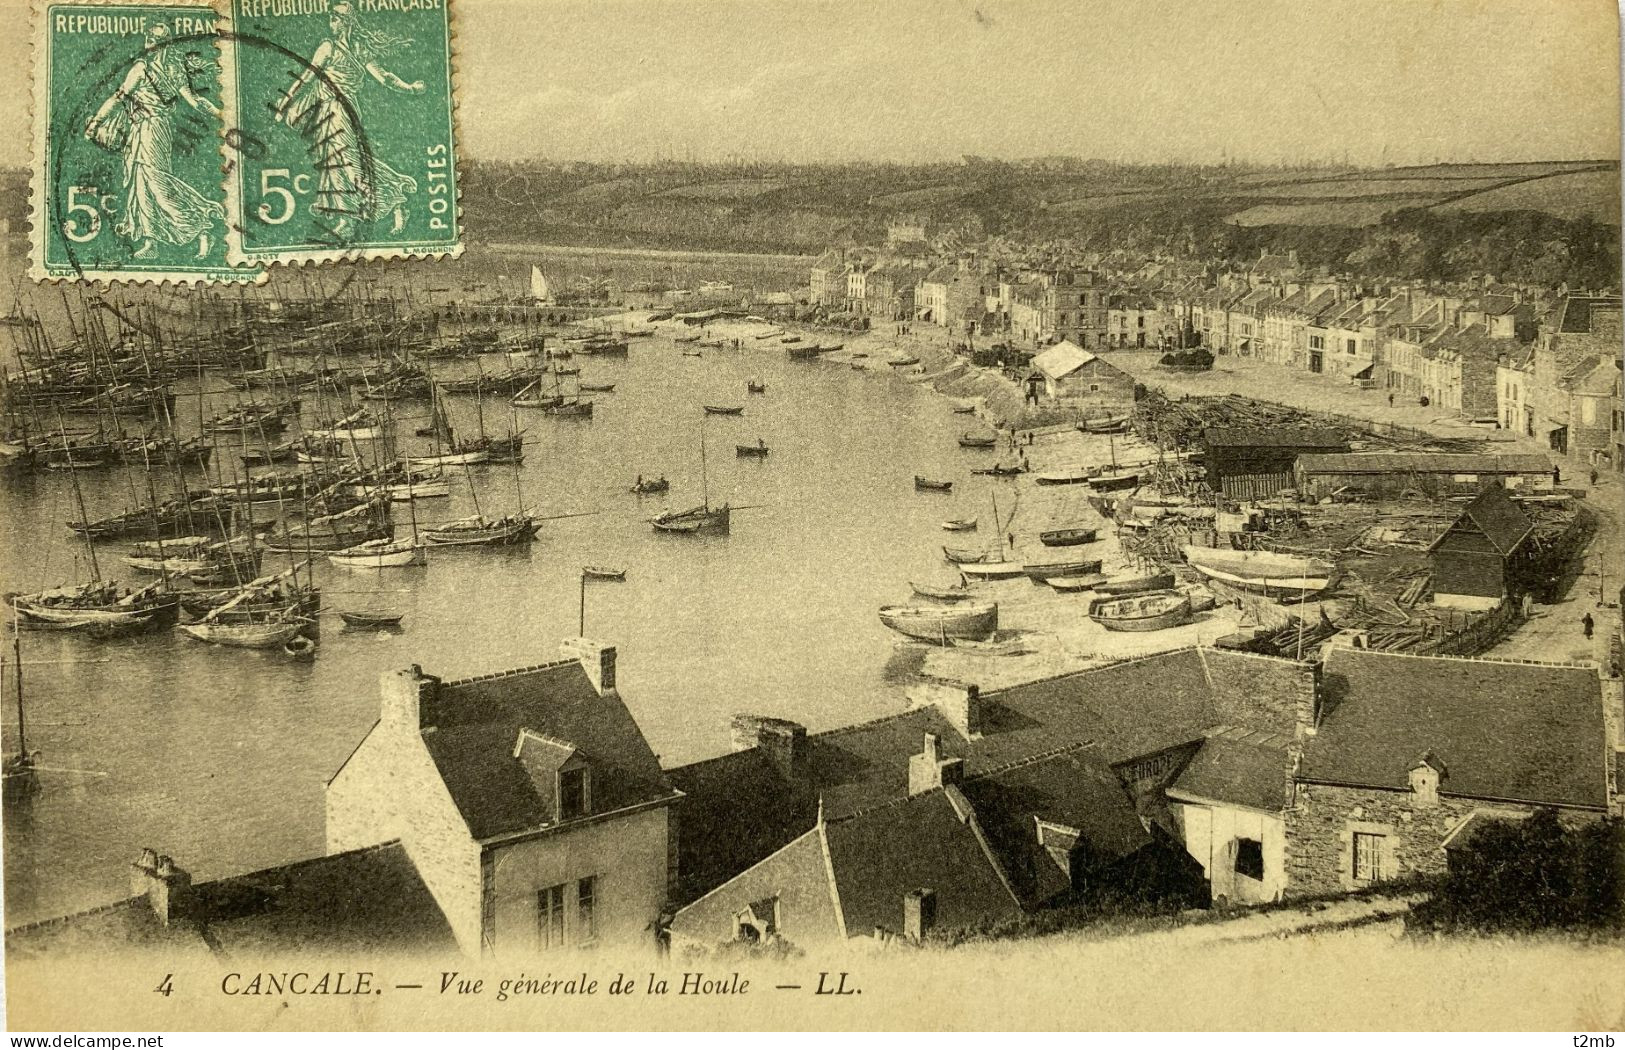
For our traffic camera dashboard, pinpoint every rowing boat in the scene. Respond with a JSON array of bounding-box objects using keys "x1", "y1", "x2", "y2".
[
  {"x1": 958, "y1": 434, "x2": 997, "y2": 449},
  {"x1": 582, "y1": 565, "x2": 627, "y2": 581},
  {"x1": 941, "y1": 518, "x2": 978, "y2": 531},
  {"x1": 878, "y1": 600, "x2": 997, "y2": 643},
  {"x1": 1039, "y1": 527, "x2": 1098, "y2": 547},
  {"x1": 958, "y1": 561, "x2": 1026, "y2": 581},
  {"x1": 1022, "y1": 558, "x2": 1103, "y2": 581},
  {"x1": 1096, "y1": 571, "x2": 1177, "y2": 595},
  {"x1": 339, "y1": 611, "x2": 404, "y2": 628},
  {"x1": 704, "y1": 405, "x2": 744, "y2": 416},
  {"x1": 328, "y1": 537, "x2": 427, "y2": 569},
  {"x1": 1089, "y1": 590, "x2": 1192, "y2": 632},
  {"x1": 910, "y1": 581, "x2": 974, "y2": 602},
  {"x1": 1180, "y1": 546, "x2": 1335, "y2": 601},
  {"x1": 914, "y1": 476, "x2": 953, "y2": 492},
  {"x1": 942, "y1": 545, "x2": 992, "y2": 564}
]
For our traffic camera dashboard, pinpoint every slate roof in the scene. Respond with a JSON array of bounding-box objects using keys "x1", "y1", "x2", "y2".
[
  {"x1": 1169, "y1": 729, "x2": 1292, "y2": 813},
  {"x1": 1556, "y1": 295, "x2": 1623, "y2": 334},
  {"x1": 667, "y1": 647, "x2": 1237, "y2": 904},
  {"x1": 1296, "y1": 452, "x2": 1553, "y2": 475},
  {"x1": 1204, "y1": 427, "x2": 1348, "y2": 450},
  {"x1": 823, "y1": 789, "x2": 1021, "y2": 936},
  {"x1": 958, "y1": 747, "x2": 1152, "y2": 907},
  {"x1": 1300, "y1": 649, "x2": 1608, "y2": 809},
  {"x1": 1427, "y1": 484, "x2": 1533, "y2": 556},
  {"x1": 6, "y1": 842, "x2": 456, "y2": 960},
  {"x1": 425, "y1": 660, "x2": 676, "y2": 841}
]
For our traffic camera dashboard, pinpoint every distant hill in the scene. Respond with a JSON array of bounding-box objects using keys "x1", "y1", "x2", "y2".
[{"x1": 5, "y1": 158, "x2": 1617, "y2": 288}]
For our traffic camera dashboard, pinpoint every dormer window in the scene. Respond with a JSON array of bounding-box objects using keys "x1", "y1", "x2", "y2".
[{"x1": 559, "y1": 766, "x2": 589, "y2": 820}]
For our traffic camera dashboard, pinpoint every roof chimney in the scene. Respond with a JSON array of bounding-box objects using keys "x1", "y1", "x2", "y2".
[
  {"x1": 730, "y1": 714, "x2": 809, "y2": 777},
  {"x1": 903, "y1": 887, "x2": 937, "y2": 943},
  {"x1": 561, "y1": 637, "x2": 617, "y2": 696},
  {"x1": 908, "y1": 732, "x2": 965, "y2": 796},
  {"x1": 131, "y1": 849, "x2": 193, "y2": 927},
  {"x1": 381, "y1": 665, "x2": 440, "y2": 732},
  {"x1": 939, "y1": 683, "x2": 984, "y2": 739}
]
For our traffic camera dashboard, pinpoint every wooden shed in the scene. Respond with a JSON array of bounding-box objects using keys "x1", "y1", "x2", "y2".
[
  {"x1": 1427, "y1": 484, "x2": 1534, "y2": 611},
  {"x1": 1294, "y1": 453, "x2": 1555, "y2": 500},
  {"x1": 1202, "y1": 427, "x2": 1349, "y2": 500}
]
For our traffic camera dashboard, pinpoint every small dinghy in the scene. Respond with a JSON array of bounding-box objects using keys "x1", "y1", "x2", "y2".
[
  {"x1": 914, "y1": 476, "x2": 953, "y2": 492},
  {"x1": 1089, "y1": 590, "x2": 1193, "y2": 632},
  {"x1": 878, "y1": 600, "x2": 997, "y2": 643},
  {"x1": 582, "y1": 565, "x2": 626, "y2": 581},
  {"x1": 941, "y1": 518, "x2": 978, "y2": 532},
  {"x1": 958, "y1": 434, "x2": 998, "y2": 449},
  {"x1": 910, "y1": 580, "x2": 974, "y2": 602},
  {"x1": 339, "y1": 611, "x2": 404, "y2": 628}
]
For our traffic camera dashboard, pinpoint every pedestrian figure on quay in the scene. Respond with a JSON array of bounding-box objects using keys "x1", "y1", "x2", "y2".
[
  {"x1": 1583, "y1": 612, "x2": 1595, "y2": 639},
  {"x1": 1590, "y1": 466, "x2": 1599, "y2": 486},
  {"x1": 1388, "y1": 392, "x2": 1395, "y2": 408},
  {"x1": 1007, "y1": 532, "x2": 1015, "y2": 552}
]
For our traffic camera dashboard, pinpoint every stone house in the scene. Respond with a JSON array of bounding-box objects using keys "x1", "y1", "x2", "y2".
[
  {"x1": 808, "y1": 249, "x2": 847, "y2": 307},
  {"x1": 1105, "y1": 291, "x2": 1161, "y2": 348},
  {"x1": 1532, "y1": 295, "x2": 1623, "y2": 464},
  {"x1": 1293, "y1": 452, "x2": 1554, "y2": 502},
  {"x1": 666, "y1": 646, "x2": 1316, "y2": 950},
  {"x1": 1497, "y1": 349, "x2": 1538, "y2": 437},
  {"x1": 1028, "y1": 340, "x2": 1136, "y2": 409},
  {"x1": 1286, "y1": 648, "x2": 1612, "y2": 895},
  {"x1": 327, "y1": 639, "x2": 681, "y2": 957}
]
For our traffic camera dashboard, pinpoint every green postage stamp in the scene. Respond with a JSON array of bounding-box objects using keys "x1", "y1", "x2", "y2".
[
  {"x1": 222, "y1": 0, "x2": 462, "y2": 265},
  {"x1": 28, "y1": 0, "x2": 461, "y2": 282},
  {"x1": 29, "y1": 0, "x2": 248, "y2": 282}
]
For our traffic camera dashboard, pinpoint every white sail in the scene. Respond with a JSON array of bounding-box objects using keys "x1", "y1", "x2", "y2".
[{"x1": 530, "y1": 266, "x2": 552, "y2": 303}]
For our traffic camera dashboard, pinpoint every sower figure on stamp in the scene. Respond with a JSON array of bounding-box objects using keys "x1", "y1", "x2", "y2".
[
  {"x1": 84, "y1": 23, "x2": 224, "y2": 260},
  {"x1": 272, "y1": 0, "x2": 425, "y2": 237}
]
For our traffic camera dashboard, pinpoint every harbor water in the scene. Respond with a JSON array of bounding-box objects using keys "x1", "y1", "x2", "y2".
[{"x1": 0, "y1": 324, "x2": 1004, "y2": 924}]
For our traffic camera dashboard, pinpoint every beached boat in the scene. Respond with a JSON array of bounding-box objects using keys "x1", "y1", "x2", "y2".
[
  {"x1": 699, "y1": 337, "x2": 725, "y2": 349},
  {"x1": 1022, "y1": 558, "x2": 1103, "y2": 581},
  {"x1": 673, "y1": 332, "x2": 702, "y2": 344},
  {"x1": 582, "y1": 565, "x2": 626, "y2": 581},
  {"x1": 1046, "y1": 574, "x2": 1108, "y2": 593},
  {"x1": 942, "y1": 545, "x2": 993, "y2": 564},
  {"x1": 878, "y1": 600, "x2": 997, "y2": 643},
  {"x1": 889, "y1": 356, "x2": 920, "y2": 367},
  {"x1": 736, "y1": 442, "x2": 770, "y2": 457},
  {"x1": 958, "y1": 434, "x2": 997, "y2": 449},
  {"x1": 1039, "y1": 527, "x2": 1098, "y2": 547},
  {"x1": 578, "y1": 382, "x2": 617, "y2": 393},
  {"x1": 1089, "y1": 590, "x2": 1193, "y2": 632},
  {"x1": 950, "y1": 403, "x2": 977, "y2": 414},
  {"x1": 781, "y1": 335, "x2": 803, "y2": 344},
  {"x1": 910, "y1": 581, "x2": 974, "y2": 602},
  {"x1": 682, "y1": 350, "x2": 703, "y2": 358},
  {"x1": 1089, "y1": 470, "x2": 1142, "y2": 493},
  {"x1": 914, "y1": 476, "x2": 953, "y2": 492},
  {"x1": 422, "y1": 514, "x2": 538, "y2": 547},
  {"x1": 328, "y1": 537, "x2": 426, "y2": 569},
  {"x1": 1180, "y1": 546, "x2": 1335, "y2": 601},
  {"x1": 339, "y1": 611, "x2": 403, "y2": 628},
  {"x1": 1078, "y1": 414, "x2": 1131, "y2": 434},
  {"x1": 787, "y1": 344, "x2": 824, "y2": 360},
  {"x1": 941, "y1": 518, "x2": 978, "y2": 531},
  {"x1": 1035, "y1": 467, "x2": 1095, "y2": 486},
  {"x1": 971, "y1": 464, "x2": 1025, "y2": 478},
  {"x1": 754, "y1": 329, "x2": 784, "y2": 340},
  {"x1": 704, "y1": 405, "x2": 744, "y2": 416},
  {"x1": 958, "y1": 561, "x2": 1026, "y2": 581},
  {"x1": 1096, "y1": 570, "x2": 1177, "y2": 596}
]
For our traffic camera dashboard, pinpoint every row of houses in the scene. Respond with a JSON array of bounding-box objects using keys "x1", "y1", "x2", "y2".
[
  {"x1": 807, "y1": 241, "x2": 1622, "y2": 470},
  {"x1": 11, "y1": 633, "x2": 1619, "y2": 959}
]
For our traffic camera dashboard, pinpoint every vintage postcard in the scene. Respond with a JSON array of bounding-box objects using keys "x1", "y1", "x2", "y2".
[
  {"x1": 28, "y1": 0, "x2": 253, "y2": 283},
  {"x1": 2, "y1": 0, "x2": 1623, "y2": 1036},
  {"x1": 221, "y1": 0, "x2": 462, "y2": 266}
]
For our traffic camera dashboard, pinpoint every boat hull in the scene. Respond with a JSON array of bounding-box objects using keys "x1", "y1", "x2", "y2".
[
  {"x1": 878, "y1": 601, "x2": 997, "y2": 643},
  {"x1": 1089, "y1": 592, "x2": 1193, "y2": 632}
]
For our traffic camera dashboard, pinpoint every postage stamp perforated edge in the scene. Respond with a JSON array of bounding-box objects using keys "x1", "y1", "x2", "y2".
[
  {"x1": 219, "y1": 0, "x2": 465, "y2": 269},
  {"x1": 26, "y1": 0, "x2": 264, "y2": 285}
]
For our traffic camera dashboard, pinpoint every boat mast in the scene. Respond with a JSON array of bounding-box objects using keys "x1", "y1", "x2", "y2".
[
  {"x1": 12, "y1": 617, "x2": 25, "y2": 761},
  {"x1": 699, "y1": 416, "x2": 709, "y2": 510},
  {"x1": 55, "y1": 409, "x2": 100, "y2": 582}
]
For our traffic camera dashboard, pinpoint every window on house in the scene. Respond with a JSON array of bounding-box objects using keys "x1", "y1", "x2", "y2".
[
  {"x1": 1137, "y1": 316, "x2": 1145, "y2": 328},
  {"x1": 1352, "y1": 832, "x2": 1386, "y2": 882},
  {"x1": 1346, "y1": 338, "x2": 1357, "y2": 354},
  {"x1": 577, "y1": 876, "x2": 597, "y2": 943},
  {"x1": 538, "y1": 884, "x2": 566, "y2": 949},
  {"x1": 1089, "y1": 383, "x2": 1100, "y2": 392},
  {"x1": 1309, "y1": 335, "x2": 1325, "y2": 350},
  {"x1": 559, "y1": 767, "x2": 588, "y2": 820},
  {"x1": 1583, "y1": 399, "x2": 1597, "y2": 425},
  {"x1": 1234, "y1": 838, "x2": 1265, "y2": 881}
]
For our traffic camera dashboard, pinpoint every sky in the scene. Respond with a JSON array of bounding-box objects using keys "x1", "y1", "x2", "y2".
[{"x1": 0, "y1": 0, "x2": 1619, "y2": 166}]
